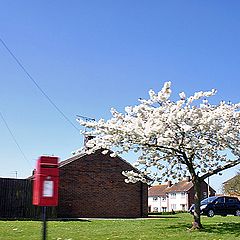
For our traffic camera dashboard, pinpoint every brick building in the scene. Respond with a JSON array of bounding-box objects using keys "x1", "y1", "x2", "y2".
[
  {"x1": 148, "y1": 177, "x2": 216, "y2": 212},
  {"x1": 223, "y1": 174, "x2": 240, "y2": 198},
  {"x1": 57, "y1": 149, "x2": 148, "y2": 218}
]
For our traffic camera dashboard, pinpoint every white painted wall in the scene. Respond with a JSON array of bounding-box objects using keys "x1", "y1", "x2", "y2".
[
  {"x1": 148, "y1": 196, "x2": 161, "y2": 212},
  {"x1": 168, "y1": 192, "x2": 188, "y2": 211},
  {"x1": 148, "y1": 192, "x2": 189, "y2": 212}
]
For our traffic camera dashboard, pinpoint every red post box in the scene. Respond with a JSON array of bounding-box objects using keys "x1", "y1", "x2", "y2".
[{"x1": 33, "y1": 156, "x2": 59, "y2": 206}]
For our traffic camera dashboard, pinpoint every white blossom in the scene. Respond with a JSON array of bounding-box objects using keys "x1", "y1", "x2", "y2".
[
  {"x1": 110, "y1": 152, "x2": 117, "y2": 157},
  {"x1": 78, "y1": 82, "x2": 240, "y2": 184},
  {"x1": 102, "y1": 150, "x2": 109, "y2": 155},
  {"x1": 179, "y1": 92, "x2": 186, "y2": 100}
]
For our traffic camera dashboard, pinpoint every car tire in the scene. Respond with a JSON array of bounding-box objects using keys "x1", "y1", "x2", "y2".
[
  {"x1": 207, "y1": 209, "x2": 215, "y2": 217},
  {"x1": 235, "y1": 210, "x2": 240, "y2": 216}
]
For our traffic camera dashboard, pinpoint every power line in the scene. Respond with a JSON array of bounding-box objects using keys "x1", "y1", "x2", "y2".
[
  {"x1": 0, "y1": 111, "x2": 32, "y2": 167},
  {"x1": 0, "y1": 37, "x2": 79, "y2": 132}
]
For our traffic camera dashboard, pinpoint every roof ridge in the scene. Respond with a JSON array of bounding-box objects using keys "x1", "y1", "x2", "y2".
[
  {"x1": 59, "y1": 149, "x2": 141, "y2": 172},
  {"x1": 59, "y1": 151, "x2": 87, "y2": 167}
]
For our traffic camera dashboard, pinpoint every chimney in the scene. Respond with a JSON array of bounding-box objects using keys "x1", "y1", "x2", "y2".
[
  {"x1": 167, "y1": 180, "x2": 172, "y2": 187},
  {"x1": 84, "y1": 135, "x2": 94, "y2": 148}
]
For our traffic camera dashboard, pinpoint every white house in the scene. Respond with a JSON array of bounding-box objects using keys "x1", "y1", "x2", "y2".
[{"x1": 148, "y1": 177, "x2": 216, "y2": 212}]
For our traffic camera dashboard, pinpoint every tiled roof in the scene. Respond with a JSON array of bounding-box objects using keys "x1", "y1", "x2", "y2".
[
  {"x1": 165, "y1": 180, "x2": 193, "y2": 193},
  {"x1": 149, "y1": 180, "x2": 193, "y2": 197},
  {"x1": 148, "y1": 184, "x2": 169, "y2": 197},
  {"x1": 149, "y1": 179, "x2": 216, "y2": 197},
  {"x1": 223, "y1": 174, "x2": 239, "y2": 184}
]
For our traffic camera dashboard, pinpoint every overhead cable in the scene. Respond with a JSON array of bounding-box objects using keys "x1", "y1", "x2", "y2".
[
  {"x1": 0, "y1": 37, "x2": 79, "y2": 132},
  {"x1": 0, "y1": 111, "x2": 32, "y2": 167}
]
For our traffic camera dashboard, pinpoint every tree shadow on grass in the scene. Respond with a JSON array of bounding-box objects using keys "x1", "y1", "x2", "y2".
[
  {"x1": 203, "y1": 222, "x2": 240, "y2": 237},
  {"x1": 165, "y1": 222, "x2": 240, "y2": 237}
]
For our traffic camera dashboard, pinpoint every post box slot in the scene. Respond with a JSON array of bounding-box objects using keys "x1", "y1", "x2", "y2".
[{"x1": 41, "y1": 165, "x2": 58, "y2": 168}]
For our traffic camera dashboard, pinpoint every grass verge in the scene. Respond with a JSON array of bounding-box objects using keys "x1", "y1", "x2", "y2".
[{"x1": 0, "y1": 213, "x2": 239, "y2": 240}]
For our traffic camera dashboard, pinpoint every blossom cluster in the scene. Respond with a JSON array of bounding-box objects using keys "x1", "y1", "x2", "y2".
[{"x1": 78, "y1": 82, "x2": 240, "y2": 183}]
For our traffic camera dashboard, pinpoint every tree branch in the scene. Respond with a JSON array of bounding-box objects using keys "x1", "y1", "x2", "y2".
[{"x1": 200, "y1": 158, "x2": 240, "y2": 180}]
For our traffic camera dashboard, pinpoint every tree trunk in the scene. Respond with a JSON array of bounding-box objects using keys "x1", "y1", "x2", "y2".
[{"x1": 192, "y1": 178, "x2": 203, "y2": 229}]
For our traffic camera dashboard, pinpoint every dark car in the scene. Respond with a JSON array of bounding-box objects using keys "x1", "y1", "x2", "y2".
[{"x1": 189, "y1": 196, "x2": 240, "y2": 217}]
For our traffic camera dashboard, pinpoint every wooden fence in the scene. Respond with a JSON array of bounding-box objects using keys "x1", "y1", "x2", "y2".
[{"x1": 0, "y1": 178, "x2": 56, "y2": 219}]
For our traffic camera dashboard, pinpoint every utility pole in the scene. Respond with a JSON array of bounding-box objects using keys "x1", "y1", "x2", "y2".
[
  {"x1": 207, "y1": 176, "x2": 210, "y2": 198},
  {"x1": 12, "y1": 171, "x2": 18, "y2": 179}
]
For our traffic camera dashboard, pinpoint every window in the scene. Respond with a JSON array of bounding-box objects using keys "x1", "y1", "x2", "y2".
[
  {"x1": 153, "y1": 197, "x2": 158, "y2": 201},
  {"x1": 153, "y1": 207, "x2": 158, "y2": 212},
  {"x1": 181, "y1": 192, "x2": 186, "y2": 198},
  {"x1": 170, "y1": 193, "x2": 176, "y2": 199},
  {"x1": 162, "y1": 197, "x2": 166, "y2": 201},
  {"x1": 162, "y1": 207, "x2": 167, "y2": 212},
  {"x1": 216, "y1": 197, "x2": 224, "y2": 203},
  {"x1": 226, "y1": 198, "x2": 237, "y2": 203},
  {"x1": 171, "y1": 204, "x2": 176, "y2": 210},
  {"x1": 181, "y1": 204, "x2": 186, "y2": 211}
]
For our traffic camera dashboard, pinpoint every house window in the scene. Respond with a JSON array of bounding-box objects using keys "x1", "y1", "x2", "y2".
[
  {"x1": 170, "y1": 193, "x2": 176, "y2": 199},
  {"x1": 171, "y1": 204, "x2": 176, "y2": 210},
  {"x1": 162, "y1": 207, "x2": 167, "y2": 212},
  {"x1": 153, "y1": 207, "x2": 158, "y2": 212},
  {"x1": 181, "y1": 204, "x2": 186, "y2": 211},
  {"x1": 181, "y1": 192, "x2": 186, "y2": 198},
  {"x1": 153, "y1": 197, "x2": 158, "y2": 201}
]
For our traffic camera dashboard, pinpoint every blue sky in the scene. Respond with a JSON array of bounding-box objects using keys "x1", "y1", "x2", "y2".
[{"x1": 0, "y1": 1, "x2": 240, "y2": 192}]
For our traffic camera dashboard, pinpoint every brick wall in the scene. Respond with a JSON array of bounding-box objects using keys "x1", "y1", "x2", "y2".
[
  {"x1": 188, "y1": 181, "x2": 215, "y2": 207},
  {"x1": 57, "y1": 150, "x2": 148, "y2": 218}
]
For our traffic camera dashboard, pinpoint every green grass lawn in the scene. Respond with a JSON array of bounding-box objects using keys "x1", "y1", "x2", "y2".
[{"x1": 0, "y1": 213, "x2": 240, "y2": 240}]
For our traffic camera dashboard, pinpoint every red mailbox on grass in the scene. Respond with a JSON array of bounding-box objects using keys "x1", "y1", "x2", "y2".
[{"x1": 33, "y1": 156, "x2": 59, "y2": 206}]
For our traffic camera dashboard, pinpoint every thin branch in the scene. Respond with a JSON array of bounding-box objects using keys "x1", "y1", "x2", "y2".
[{"x1": 200, "y1": 158, "x2": 240, "y2": 180}]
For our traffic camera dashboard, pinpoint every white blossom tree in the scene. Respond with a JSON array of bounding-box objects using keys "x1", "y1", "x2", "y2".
[{"x1": 78, "y1": 82, "x2": 240, "y2": 229}]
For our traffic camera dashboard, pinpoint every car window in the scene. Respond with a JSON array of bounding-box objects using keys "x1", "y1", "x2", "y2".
[
  {"x1": 215, "y1": 197, "x2": 225, "y2": 203},
  {"x1": 226, "y1": 198, "x2": 237, "y2": 203},
  {"x1": 201, "y1": 196, "x2": 218, "y2": 204}
]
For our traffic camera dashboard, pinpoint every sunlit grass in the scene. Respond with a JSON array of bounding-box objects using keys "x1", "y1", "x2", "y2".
[{"x1": 0, "y1": 213, "x2": 239, "y2": 240}]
